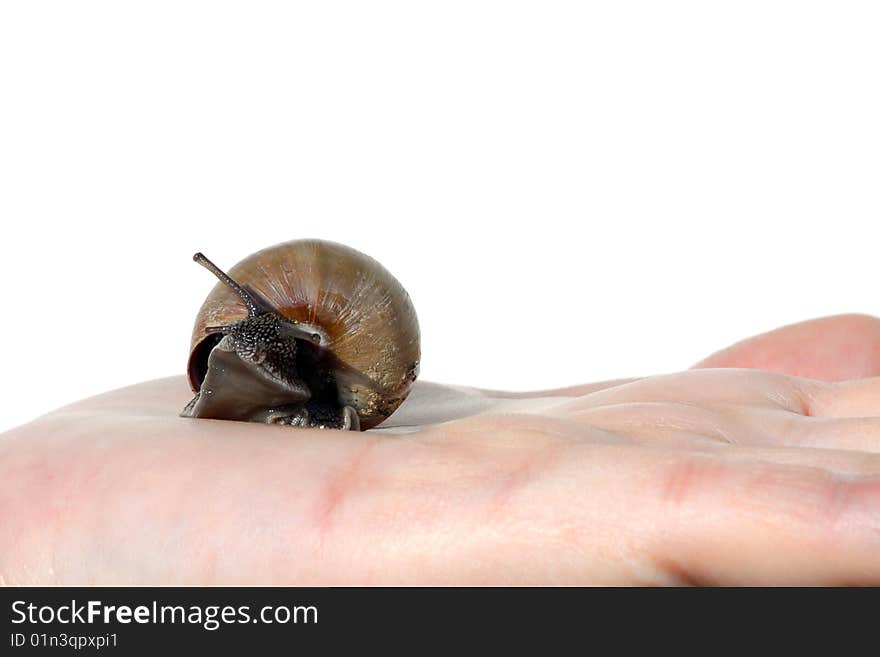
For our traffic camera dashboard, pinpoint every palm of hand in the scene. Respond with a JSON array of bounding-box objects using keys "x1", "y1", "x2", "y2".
[{"x1": 2, "y1": 315, "x2": 879, "y2": 584}]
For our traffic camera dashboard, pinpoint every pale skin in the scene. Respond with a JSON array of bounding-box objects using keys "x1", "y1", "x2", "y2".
[{"x1": 2, "y1": 314, "x2": 880, "y2": 585}]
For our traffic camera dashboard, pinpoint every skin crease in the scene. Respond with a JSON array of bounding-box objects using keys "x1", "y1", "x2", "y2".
[{"x1": 2, "y1": 314, "x2": 880, "y2": 585}]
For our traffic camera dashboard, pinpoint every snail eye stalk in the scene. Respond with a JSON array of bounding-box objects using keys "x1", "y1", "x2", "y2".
[{"x1": 193, "y1": 252, "x2": 271, "y2": 317}]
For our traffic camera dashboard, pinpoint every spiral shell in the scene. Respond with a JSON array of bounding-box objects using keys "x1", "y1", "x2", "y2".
[{"x1": 187, "y1": 239, "x2": 420, "y2": 430}]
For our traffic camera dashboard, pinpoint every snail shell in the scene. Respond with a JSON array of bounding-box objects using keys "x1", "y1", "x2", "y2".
[{"x1": 182, "y1": 239, "x2": 420, "y2": 430}]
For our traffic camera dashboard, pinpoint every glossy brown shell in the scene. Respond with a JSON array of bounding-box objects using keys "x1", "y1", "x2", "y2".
[{"x1": 187, "y1": 239, "x2": 420, "y2": 430}]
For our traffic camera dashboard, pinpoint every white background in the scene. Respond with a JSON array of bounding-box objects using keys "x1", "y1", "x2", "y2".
[{"x1": 1, "y1": 2, "x2": 878, "y2": 433}]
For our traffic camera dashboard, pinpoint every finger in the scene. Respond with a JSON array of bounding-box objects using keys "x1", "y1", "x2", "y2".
[
  {"x1": 693, "y1": 314, "x2": 880, "y2": 381},
  {"x1": 809, "y1": 376, "x2": 880, "y2": 418},
  {"x1": 477, "y1": 378, "x2": 641, "y2": 399},
  {"x1": 567, "y1": 399, "x2": 880, "y2": 456},
  {"x1": 557, "y1": 368, "x2": 820, "y2": 415},
  {"x1": 724, "y1": 443, "x2": 880, "y2": 475},
  {"x1": 785, "y1": 417, "x2": 880, "y2": 453},
  {"x1": 568, "y1": 400, "x2": 789, "y2": 446},
  {"x1": 636, "y1": 452, "x2": 880, "y2": 585}
]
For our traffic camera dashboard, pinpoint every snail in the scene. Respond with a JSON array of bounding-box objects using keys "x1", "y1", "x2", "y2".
[{"x1": 181, "y1": 239, "x2": 420, "y2": 431}]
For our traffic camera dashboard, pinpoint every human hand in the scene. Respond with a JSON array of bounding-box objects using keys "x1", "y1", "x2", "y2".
[{"x1": 2, "y1": 314, "x2": 879, "y2": 585}]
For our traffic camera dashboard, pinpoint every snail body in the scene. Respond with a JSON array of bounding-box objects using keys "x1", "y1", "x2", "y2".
[{"x1": 181, "y1": 239, "x2": 420, "y2": 430}]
